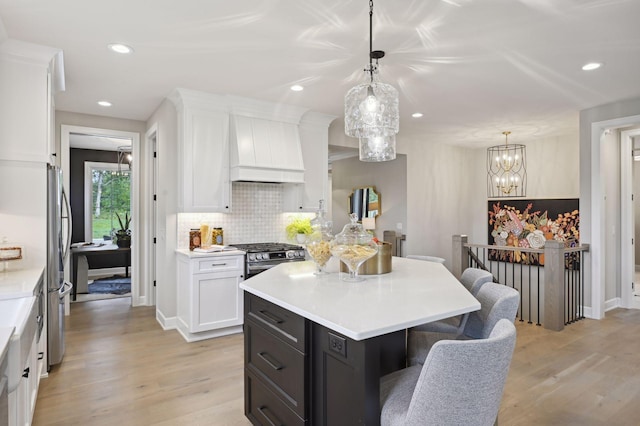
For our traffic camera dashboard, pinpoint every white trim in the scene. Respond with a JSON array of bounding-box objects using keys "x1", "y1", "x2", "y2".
[
  {"x1": 61, "y1": 125, "x2": 143, "y2": 306},
  {"x1": 605, "y1": 297, "x2": 622, "y2": 312},
  {"x1": 590, "y1": 114, "x2": 640, "y2": 319},
  {"x1": 145, "y1": 124, "x2": 158, "y2": 307},
  {"x1": 155, "y1": 310, "x2": 177, "y2": 330},
  {"x1": 621, "y1": 128, "x2": 640, "y2": 308},
  {"x1": 83, "y1": 161, "x2": 125, "y2": 242}
]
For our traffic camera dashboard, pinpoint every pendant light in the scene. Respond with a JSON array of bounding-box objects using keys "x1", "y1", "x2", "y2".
[
  {"x1": 487, "y1": 131, "x2": 527, "y2": 197},
  {"x1": 344, "y1": 0, "x2": 399, "y2": 162}
]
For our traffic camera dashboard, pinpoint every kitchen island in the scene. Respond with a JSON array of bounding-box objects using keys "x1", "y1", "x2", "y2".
[{"x1": 240, "y1": 257, "x2": 480, "y2": 425}]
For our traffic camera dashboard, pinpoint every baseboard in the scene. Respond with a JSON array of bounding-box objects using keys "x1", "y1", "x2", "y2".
[
  {"x1": 176, "y1": 319, "x2": 243, "y2": 343},
  {"x1": 605, "y1": 297, "x2": 621, "y2": 312},
  {"x1": 583, "y1": 306, "x2": 593, "y2": 319},
  {"x1": 155, "y1": 309, "x2": 177, "y2": 330},
  {"x1": 132, "y1": 295, "x2": 148, "y2": 307}
]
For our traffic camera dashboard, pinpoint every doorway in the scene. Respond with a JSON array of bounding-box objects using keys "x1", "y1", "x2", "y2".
[
  {"x1": 60, "y1": 125, "x2": 149, "y2": 307},
  {"x1": 621, "y1": 127, "x2": 640, "y2": 309}
]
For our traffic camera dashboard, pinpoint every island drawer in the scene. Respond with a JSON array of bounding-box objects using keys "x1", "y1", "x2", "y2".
[
  {"x1": 196, "y1": 255, "x2": 243, "y2": 273},
  {"x1": 245, "y1": 293, "x2": 307, "y2": 352},
  {"x1": 245, "y1": 320, "x2": 307, "y2": 418},
  {"x1": 246, "y1": 371, "x2": 306, "y2": 426}
]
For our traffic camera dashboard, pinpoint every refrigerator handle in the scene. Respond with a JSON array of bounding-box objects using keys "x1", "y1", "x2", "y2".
[
  {"x1": 61, "y1": 187, "x2": 72, "y2": 263},
  {"x1": 59, "y1": 281, "x2": 73, "y2": 299}
]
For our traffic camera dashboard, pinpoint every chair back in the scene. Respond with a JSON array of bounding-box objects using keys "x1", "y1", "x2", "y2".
[
  {"x1": 460, "y1": 268, "x2": 494, "y2": 295},
  {"x1": 401, "y1": 319, "x2": 516, "y2": 426},
  {"x1": 464, "y1": 282, "x2": 520, "y2": 339}
]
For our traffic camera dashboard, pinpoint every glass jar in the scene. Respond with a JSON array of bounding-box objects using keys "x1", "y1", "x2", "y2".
[
  {"x1": 306, "y1": 200, "x2": 333, "y2": 275},
  {"x1": 330, "y1": 213, "x2": 378, "y2": 282}
]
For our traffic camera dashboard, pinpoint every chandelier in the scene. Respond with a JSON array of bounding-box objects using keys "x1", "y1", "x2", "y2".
[
  {"x1": 487, "y1": 131, "x2": 526, "y2": 197},
  {"x1": 117, "y1": 145, "x2": 132, "y2": 173},
  {"x1": 344, "y1": 0, "x2": 399, "y2": 162}
]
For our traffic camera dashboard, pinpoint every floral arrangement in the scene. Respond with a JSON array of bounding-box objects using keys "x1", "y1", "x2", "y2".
[
  {"x1": 285, "y1": 216, "x2": 313, "y2": 240},
  {"x1": 488, "y1": 202, "x2": 579, "y2": 264}
]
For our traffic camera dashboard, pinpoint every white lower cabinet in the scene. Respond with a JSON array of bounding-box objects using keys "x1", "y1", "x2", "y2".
[
  {"x1": 177, "y1": 252, "x2": 245, "y2": 342},
  {"x1": 8, "y1": 334, "x2": 40, "y2": 426}
]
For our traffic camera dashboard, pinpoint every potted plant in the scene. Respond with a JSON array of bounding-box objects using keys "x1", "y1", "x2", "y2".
[
  {"x1": 286, "y1": 216, "x2": 312, "y2": 243},
  {"x1": 115, "y1": 212, "x2": 132, "y2": 248}
]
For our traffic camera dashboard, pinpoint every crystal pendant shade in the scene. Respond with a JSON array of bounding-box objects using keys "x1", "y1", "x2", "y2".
[
  {"x1": 343, "y1": 0, "x2": 399, "y2": 163},
  {"x1": 359, "y1": 134, "x2": 396, "y2": 162},
  {"x1": 345, "y1": 80, "x2": 399, "y2": 139},
  {"x1": 487, "y1": 132, "x2": 526, "y2": 198}
]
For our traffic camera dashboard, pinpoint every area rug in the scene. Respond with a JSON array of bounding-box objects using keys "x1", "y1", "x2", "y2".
[{"x1": 88, "y1": 275, "x2": 131, "y2": 295}]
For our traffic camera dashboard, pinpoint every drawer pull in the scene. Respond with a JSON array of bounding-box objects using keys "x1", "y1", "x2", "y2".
[
  {"x1": 258, "y1": 310, "x2": 283, "y2": 325},
  {"x1": 258, "y1": 351, "x2": 283, "y2": 371},
  {"x1": 210, "y1": 262, "x2": 227, "y2": 267},
  {"x1": 257, "y1": 406, "x2": 282, "y2": 426}
]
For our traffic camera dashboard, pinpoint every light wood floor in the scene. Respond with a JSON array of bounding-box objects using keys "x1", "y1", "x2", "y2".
[{"x1": 33, "y1": 299, "x2": 640, "y2": 425}]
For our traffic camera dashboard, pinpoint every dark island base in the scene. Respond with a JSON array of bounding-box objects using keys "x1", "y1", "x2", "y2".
[{"x1": 244, "y1": 292, "x2": 406, "y2": 426}]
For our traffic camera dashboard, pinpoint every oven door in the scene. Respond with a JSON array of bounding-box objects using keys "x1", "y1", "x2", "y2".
[{"x1": 246, "y1": 259, "x2": 303, "y2": 278}]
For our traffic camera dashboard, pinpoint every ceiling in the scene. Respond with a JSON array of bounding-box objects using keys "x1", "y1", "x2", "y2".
[{"x1": 1, "y1": 0, "x2": 639, "y2": 147}]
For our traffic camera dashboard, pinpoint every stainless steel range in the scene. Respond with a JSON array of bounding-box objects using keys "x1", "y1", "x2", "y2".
[{"x1": 230, "y1": 242, "x2": 306, "y2": 278}]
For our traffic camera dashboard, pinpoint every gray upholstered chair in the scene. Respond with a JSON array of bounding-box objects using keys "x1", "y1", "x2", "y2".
[
  {"x1": 460, "y1": 267, "x2": 495, "y2": 296},
  {"x1": 407, "y1": 268, "x2": 494, "y2": 338},
  {"x1": 408, "y1": 282, "x2": 520, "y2": 366},
  {"x1": 406, "y1": 254, "x2": 446, "y2": 264},
  {"x1": 381, "y1": 319, "x2": 517, "y2": 426}
]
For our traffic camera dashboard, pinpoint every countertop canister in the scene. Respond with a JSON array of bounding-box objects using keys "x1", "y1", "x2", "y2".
[{"x1": 339, "y1": 241, "x2": 392, "y2": 275}]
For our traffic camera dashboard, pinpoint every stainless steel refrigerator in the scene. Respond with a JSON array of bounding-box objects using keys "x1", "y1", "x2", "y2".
[{"x1": 46, "y1": 164, "x2": 73, "y2": 369}]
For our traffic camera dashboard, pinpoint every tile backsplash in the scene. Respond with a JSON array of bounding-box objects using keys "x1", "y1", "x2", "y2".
[{"x1": 177, "y1": 182, "x2": 314, "y2": 248}]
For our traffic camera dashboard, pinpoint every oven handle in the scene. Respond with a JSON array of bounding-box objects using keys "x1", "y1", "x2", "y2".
[{"x1": 247, "y1": 263, "x2": 279, "y2": 273}]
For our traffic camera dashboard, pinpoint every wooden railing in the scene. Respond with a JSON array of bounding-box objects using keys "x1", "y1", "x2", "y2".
[{"x1": 452, "y1": 235, "x2": 589, "y2": 331}]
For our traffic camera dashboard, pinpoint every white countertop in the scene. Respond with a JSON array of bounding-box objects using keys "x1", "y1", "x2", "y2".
[
  {"x1": 175, "y1": 248, "x2": 245, "y2": 259},
  {"x1": 0, "y1": 326, "x2": 13, "y2": 368},
  {"x1": 0, "y1": 267, "x2": 44, "y2": 300},
  {"x1": 240, "y1": 257, "x2": 480, "y2": 341}
]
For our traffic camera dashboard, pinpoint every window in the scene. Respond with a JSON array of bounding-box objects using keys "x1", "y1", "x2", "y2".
[{"x1": 84, "y1": 162, "x2": 131, "y2": 243}]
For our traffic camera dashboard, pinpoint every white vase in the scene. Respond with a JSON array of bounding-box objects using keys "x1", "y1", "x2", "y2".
[{"x1": 296, "y1": 233, "x2": 307, "y2": 244}]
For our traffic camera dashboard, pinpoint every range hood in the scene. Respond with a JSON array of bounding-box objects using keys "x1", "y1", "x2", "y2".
[{"x1": 229, "y1": 115, "x2": 305, "y2": 183}]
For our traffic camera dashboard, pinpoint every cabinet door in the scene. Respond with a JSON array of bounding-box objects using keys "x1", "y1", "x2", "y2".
[
  {"x1": 0, "y1": 54, "x2": 50, "y2": 163},
  {"x1": 283, "y1": 112, "x2": 332, "y2": 212},
  {"x1": 181, "y1": 108, "x2": 231, "y2": 212},
  {"x1": 192, "y1": 271, "x2": 243, "y2": 332}
]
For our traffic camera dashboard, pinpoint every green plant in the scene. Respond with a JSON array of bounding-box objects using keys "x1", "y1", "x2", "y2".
[
  {"x1": 286, "y1": 217, "x2": 312, "y2": 240},
  {"x1": 115, "y1": 212, "x2": 131, "y2": 237}
]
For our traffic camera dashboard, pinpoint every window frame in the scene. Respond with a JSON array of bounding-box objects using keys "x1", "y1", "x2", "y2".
[{"x1": 84, "y1": 161, "x2": 131, "y2": 243}]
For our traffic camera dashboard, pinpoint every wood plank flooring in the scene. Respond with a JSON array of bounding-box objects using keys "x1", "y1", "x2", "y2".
[{"x1": 33, "y1": 298, "x2": 640, "y2": 425}]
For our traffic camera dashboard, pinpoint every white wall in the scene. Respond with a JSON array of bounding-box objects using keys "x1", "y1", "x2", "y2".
[
  {"x1": 579, "y1": 97, "x2": 640, "y2": 316},
  {"x1": 0, "y1": 161, "x2": 46, "y2": 270},
  {"x1": 330, "y1": 155, "x2": 407, "y2": 244},
  {"x1": 634, "y1": 137, "x2": 640, "y2": 267},
  {"x1": 602, "y1": 130, "x2": 621, "y2": 300},
  {"x1": 468, "y1": 132, "x2": 580, "y2": 244},
  {"x1": 146, "y1": 99, "x2": 178, "y2": 323}
]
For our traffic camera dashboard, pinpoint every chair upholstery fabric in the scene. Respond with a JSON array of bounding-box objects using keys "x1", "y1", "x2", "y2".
[
  {"x1": 381, "y1": 319, "x2": 517, "y2": 426},
  {"x1": 460, "y1": 268, "x2": 494, "y2": 296},
  {"x1": 409, "y1": 268, "x2": 495, "y2": 337},
  {"x1": 408, "y1": 282, "x2": 520, "y2": 365}
]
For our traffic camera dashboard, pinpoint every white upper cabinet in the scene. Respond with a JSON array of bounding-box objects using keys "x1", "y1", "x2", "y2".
[
  {"x1": 169, "y1": 89, "x2": 231, "y2": 213},
  {"x1": 0, "y1": 40, "x2": 64, "y2": 164},
  {"x1": 283, "y1": 111, "x2": 336, "y2": 212}
]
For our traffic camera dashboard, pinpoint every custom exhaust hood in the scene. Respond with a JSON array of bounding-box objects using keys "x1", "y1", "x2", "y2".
[{"x1": 229, "y1": 102, "x2": 308, "y2": 183}]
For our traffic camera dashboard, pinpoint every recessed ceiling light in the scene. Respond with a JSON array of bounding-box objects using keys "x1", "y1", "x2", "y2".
[
  {"x1": 290, "y1": 85, "x2": 304, "y2": 92},
  {"x1": 412, "y1": 112, "x2": 423, "y2": 118},
  {"x1": 98, "y1": 101, "x2": 112, "y2": 107},
  {"x1": 108, "y1": 43, "x2": 134, "y2": 54},
  {"x1": 582, "y1": 62, "x2": 602, "y2": 71}
]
